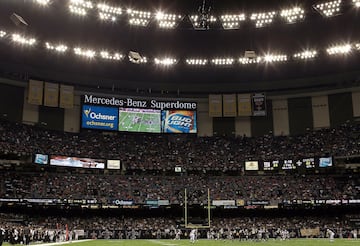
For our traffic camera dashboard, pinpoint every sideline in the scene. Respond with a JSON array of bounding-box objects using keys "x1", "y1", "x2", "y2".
[
  {"x1": 31, "y1": 239, "x2": 94, "y2": 246},
  {"x1": 147, "y1": 239, "x2": 179, "y2": 246}
]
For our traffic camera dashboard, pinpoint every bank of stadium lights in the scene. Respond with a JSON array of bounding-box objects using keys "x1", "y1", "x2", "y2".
[
  {"x1": 45, "y1": 42, "x2": 68, "y2": 53},
  {"x1": 326, "y1": 44, "x2": 351, "y2": 55},
  {"x1": 127, "y1": 9, "x2": 152, "y2": 27},
  {"x1": 313, "y1": 0, "x2": 342, "y2": 17},
  {"x1": 154, "y1": 57, "x2": 177, "y2": 66},
  {"x1": 186, "y1": 59, "x2": 208, "y2": 65},
  {"x1": 280, "y1": 7, "x2": 305, "y2": 23},
  {"x1": 263, "y1": 54, "x2": 288, "y2": 63},
  {"x1": 0, "y1": 31, "x2": 6, "y2": 38},
  {"x1": 69, "y1": 0, "x2": 93, "y2": 16},
  {"x1": 250, "y1": 11, "x2": 277, "y2": 28},
  {"x1": 100, "y1": 51, "x2": 123, "y2": 61},
  {"x1": 211, "y1": 58, "x2": 234, "y2": 65},
  {"x1": 34, "y1": 0, "x2": 50, "y2": 6},
  {"x1": 293, "y1": 50, "x2": 318, "y2": 60},
  {"x1": 353, "y1": 0, "x2": 360, "y2": 7},
  {"x1": 155, "y1": 12, "x2": 183, "y2": 29},
  {"x1": 11, "y1": 34, "x2": 36, "y2": 46},
  {"x1": 238, "y1": 57, "x2": 261, "y2": 64},
  {"x1": 74, "y1": 47, "x2": 96, "y2": 58},
  {"x1": 356, "y1": 43, "x2": 360, "y2": 50},
  {"x1": 189, "y1": 15, "x2": 217, "y2": 30},
  {"x1": 97, "y1": 3, "x2": 122, "y2": 22},
  {"x1": 220, "y1": 14, "x2": 246, "y2": 29}
]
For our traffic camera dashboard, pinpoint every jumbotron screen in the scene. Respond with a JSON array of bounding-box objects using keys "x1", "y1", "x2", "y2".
[
  {"x1": 50, "y1": 155, "x2": 105, "y2": 169},
  {"x1": 118, "y1": 108, "x2": 161, "y2": 133}
]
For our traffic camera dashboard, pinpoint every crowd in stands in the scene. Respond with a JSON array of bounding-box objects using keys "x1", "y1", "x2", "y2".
[
  {"x1": 0, "y1": 214, "x2": 359, "y2": 241},
  {"x1": 0, "y1": 119, "x2": 359, "y2": 171},
  {"x1": 0, "y1": 171, "x2": 358, "y2": 203}
]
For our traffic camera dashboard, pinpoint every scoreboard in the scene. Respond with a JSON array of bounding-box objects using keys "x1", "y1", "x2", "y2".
[{"x1": 245, "y1": 156, "x2": 333, "y2": 172}]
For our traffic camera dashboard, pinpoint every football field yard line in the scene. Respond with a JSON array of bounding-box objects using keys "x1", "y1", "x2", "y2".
[{"x1": 138, "y1": 112, "x2": 145, "y2": 132}]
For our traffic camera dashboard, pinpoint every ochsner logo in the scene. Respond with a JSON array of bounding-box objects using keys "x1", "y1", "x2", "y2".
[{"x1": 84, "y1": 107, "x2": 116, "y2": 121}]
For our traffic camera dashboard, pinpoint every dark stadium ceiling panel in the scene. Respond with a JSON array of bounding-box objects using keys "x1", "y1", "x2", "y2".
[{"x1": 0, "y1": 0, "x2": 359, "y2": 94}]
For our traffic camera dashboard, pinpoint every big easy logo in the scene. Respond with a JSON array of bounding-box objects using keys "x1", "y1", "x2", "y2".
[{"x1": 82, "y1": 105, "x2": 119, "y2": 131}]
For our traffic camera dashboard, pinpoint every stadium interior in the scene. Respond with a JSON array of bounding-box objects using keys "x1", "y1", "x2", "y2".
[{"x1": 0, "y1": 0, "x2": 359, "y2": 245}]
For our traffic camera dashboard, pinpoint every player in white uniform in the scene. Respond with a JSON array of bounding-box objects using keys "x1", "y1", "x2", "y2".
[
  {"x1": 174, "y1": 229, "x2": 181, "y2": 240},
  {"x1": 327, "y1": 229, "x2": 335, "y2": 242},
  {"x1": 190, "y1": 229, "x2": 196, "y2": 243}
]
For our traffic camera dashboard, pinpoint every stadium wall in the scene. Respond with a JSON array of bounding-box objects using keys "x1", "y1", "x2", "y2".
[{"x1": 1, "y1": 78, "x2": 360, "y2": 136}]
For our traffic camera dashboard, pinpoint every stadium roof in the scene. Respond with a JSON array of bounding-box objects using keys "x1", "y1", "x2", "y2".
[{"x1": 0, "y1": 0, "x2": 359, "y2": 95}]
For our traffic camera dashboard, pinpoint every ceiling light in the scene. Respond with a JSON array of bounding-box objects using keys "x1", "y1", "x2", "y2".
[
  {"x1": 74, "y1": 47, "x2": 96, "y2": 58},
  {"x1": 280, "y1": 7, "x2": 305, "y2": 23},
  {"x1": 155, "y1": 12, "x2": 183, "y2": 29},
  {"x1": 100, "y1": 51, "x2": 123, "y2": 61},
  {"x1": 186, "y1": 59, "x2": 208, "y2": 65},
  {"x1": 12, "y1": 34, "x2": 36, "y2": 46},
  {"x1": 0, "y1": 30, "x2": 6, "y2": 38},
  {"x1": 69, "y1": 0, "x2": 93, "y2": 16},
  {"x1": 128, "y1": 51, "x2": 147, "y2": 64},
  {"x1": 293, "y1": 50, "x2": 318, "y2": 59},
  {"x1": 211, "y1": 58, "x2": 234, "y2": 65},
  {"x1": 189, "y1": 15, "x2": 217, "y2": 30},
  {"x1": 238, "y1": 57, "x2": 261, "y2": 64},
  {"x1": 313, "y1": 0, "x2": 342, "y2": 17},
  {"x1": 250, "y1": 11, "x2": 277, "y2": 28},
  {"x1": 45, "y1": 42, "x2": 68, "y2": 53},
  {"x1": 154, "y1": 57, "x2": 177, "y2": 66},
  {"x1": 127, "y1": 9, "x2": 152, "y2": 27},
  {"x1": 263, "y1": 54, "x2": 287, "y2": 62},
  {"x1": 353, "y1": 0, "x2": 360, "y2": 7},
  {"x1": 326, "y1": 44, "x2": 351, "y2": 55},
  {"x1": 220, "y1": 14, "x2": 246, "y2": 29},
  {"x1": 34, "y1": 0, "x2": 50, "y2": 6},
  {"x1": 97, "y1": 3, "x2": 122, "y2": 22},
  {"x1": 355, "y1": 43, "x2": 360, "y2": 50}
]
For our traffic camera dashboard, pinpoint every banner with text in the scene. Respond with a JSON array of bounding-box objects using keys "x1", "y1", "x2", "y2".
[
  {"x1": 60, "y1": 85, "x2": 74, "y2": 109},
  {"x1": 223, "y1": 94, "x2": 237, "y2": 117},
  {"x1": 252, "y1": 93, "x2": 266, "y2": 116},
  {"x1": 209, "y1": 94, "x2": 222, "y2": 117},
  {"x1": 28, "y1": 80, "x2": 43, "y2": 105},
  {"x1": 237, "y1": 94, "x2": 252, "y2": 116},
  {"x1": 82, "y1": 94, "x2": 197, "y2": 110},
  {"x1": 44, "y1": 82, "x2": 59, "y2": 107}
]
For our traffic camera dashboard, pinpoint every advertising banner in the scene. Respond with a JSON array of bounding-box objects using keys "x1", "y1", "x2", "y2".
[
  {"x1": 82, "y1": 105, "x2": 119, "y2": 131},
  {"x1": 161, "y1": 110, "x2": 197, "y2": 133},
  {"x1": 252, "y1": 93, "x2": 266, "y2": 116},
  {"x1": 50, "y1": 155, "x2": 105, "y2": 169}
]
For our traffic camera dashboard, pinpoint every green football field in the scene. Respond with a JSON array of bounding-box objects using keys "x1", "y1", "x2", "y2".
[
  {"x1": 3, "y1": 239, "x2": 359, "y2": 246},
  {"x1": 118, "y1": 111, "x2": 161, "y2": 133}
]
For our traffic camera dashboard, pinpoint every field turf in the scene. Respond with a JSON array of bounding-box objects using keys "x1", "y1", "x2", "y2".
[
  {"x1": 118, "y1": 111, "x2": 160, "y2": 133},
  {"x1": 3, "y1": 239, "x2": 359, "y2": 246}
]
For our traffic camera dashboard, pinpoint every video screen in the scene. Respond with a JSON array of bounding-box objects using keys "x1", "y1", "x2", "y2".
[
  {"x1": 34, "y1": 154, "x2": 48, "y2": 165},
  {"x1": 50, "y1": 156, "x2": 105, "y2": 169},
  {"x1": 107, "y1": 160, "x2": 121, "y2": 170},
  {"x1": 319, "y1": 157, "x2": 333, "y2": 168},
  {"x1": 245, "y1": 161, "x2": 259, "y2": 171},
  {"x1": 118, "y1": 108, "x2": 161, "y2": 133},
  {"x1": 161, "y1": 110, "x2": 197, "y2": 133},
  {"x1": 81, "y1": 105, "x2": 119, "y2": 131}
]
